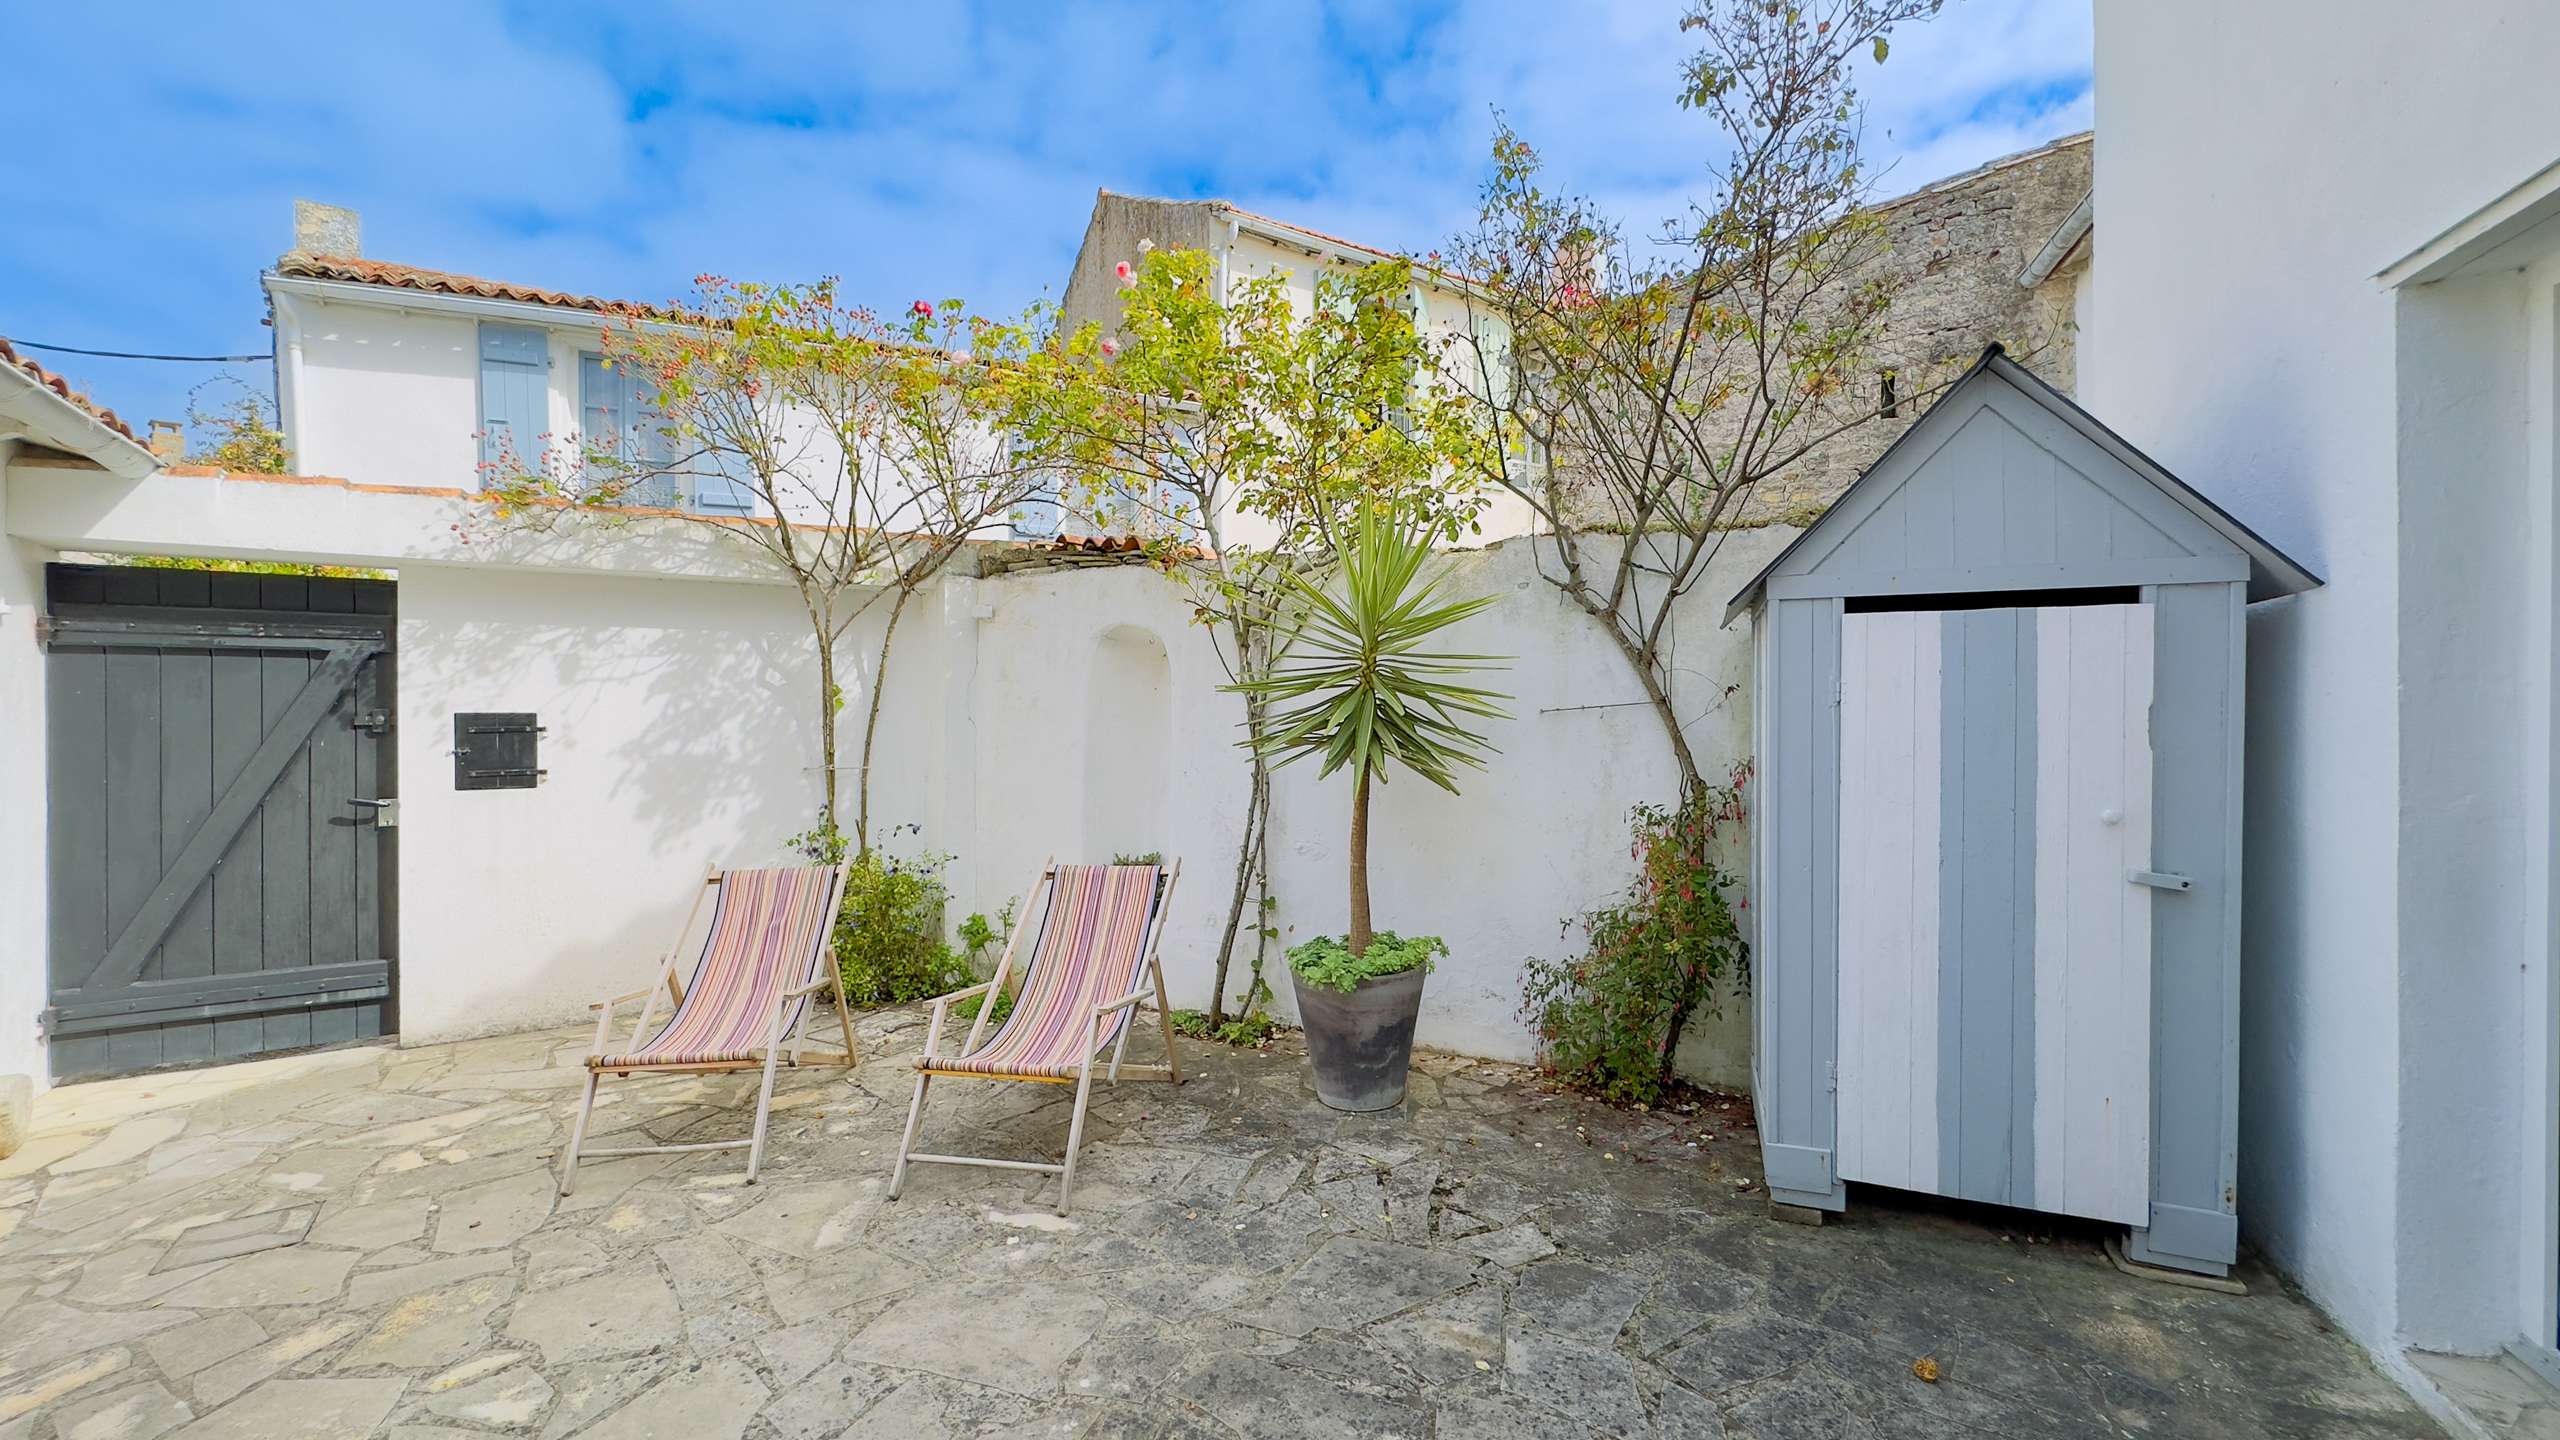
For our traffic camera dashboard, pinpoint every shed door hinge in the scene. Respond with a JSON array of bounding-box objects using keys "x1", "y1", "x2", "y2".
[{"x1": 1826, "y1": 1060, "x2": 1839, "y2": 1093}]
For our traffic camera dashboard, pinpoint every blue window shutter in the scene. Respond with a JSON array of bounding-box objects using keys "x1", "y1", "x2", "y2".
[
  {"x1": 478, "y1": 324, "x2": 549, "y2": 484},
  {"x1": 682, "y1": 383, "x2": 756, "y2": 516},
  {"x1": 692, "y1": 448, "x2": 758, "y2": 515}
]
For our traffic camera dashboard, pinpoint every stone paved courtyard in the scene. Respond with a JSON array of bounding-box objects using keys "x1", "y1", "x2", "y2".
[{"x1": 0, "y1": 1012, "x2": 2446, "y2": 1439}]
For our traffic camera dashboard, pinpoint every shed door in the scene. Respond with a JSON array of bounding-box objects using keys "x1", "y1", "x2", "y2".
[
  {"x1": 1834, "y1": 601, "x2": 2154, "y2": 1225},
  {"x1": 43, "y1": 566, "x2": 398, "y2": 1081}
]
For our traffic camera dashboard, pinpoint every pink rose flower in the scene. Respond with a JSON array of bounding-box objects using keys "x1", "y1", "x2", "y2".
[
  {"x1": 912, "y1": 300, "x2": 934, "y2": 319},
  {"x1": 1100, "y1": 337, "x2": 1121, "y2": 356}
]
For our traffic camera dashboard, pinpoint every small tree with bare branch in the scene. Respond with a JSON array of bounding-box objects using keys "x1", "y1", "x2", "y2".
[
  {"x1": 482, "y1": 280, "x2": 1045, "y2": 857},
  {"x1": 1438, "y1": 0, "x2": 1951, "y2": 795}
]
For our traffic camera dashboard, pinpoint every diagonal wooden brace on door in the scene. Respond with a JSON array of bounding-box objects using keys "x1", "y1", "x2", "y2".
[{"x1": 77, "y1": 639, "x2": 382, "y2": 994}]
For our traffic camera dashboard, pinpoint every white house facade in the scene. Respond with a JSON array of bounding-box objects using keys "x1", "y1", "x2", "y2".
[
  {"x1": 2089, "y1": 0, "x2": 2560, "y2": 1418},
  {"x1": 1055, "y1": 191, "x2": 1541, "y2": 549}
]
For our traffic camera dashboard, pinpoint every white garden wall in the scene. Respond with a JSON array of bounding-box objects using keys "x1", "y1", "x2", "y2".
[
  {"x1": 1, "y1": 463, "x2": 1783, "y2": 1086},
  {"x1": 392, "y1": 565, "x2": 939, "y2": 1044},
  {"x1": 962, "y1": 534, "x2": 1783, "y2": 1079}
]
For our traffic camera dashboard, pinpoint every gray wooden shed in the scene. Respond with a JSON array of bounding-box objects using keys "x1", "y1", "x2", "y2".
[{"x1": 1728, "y1": 346, "x2": 2318, "y2": 1276}]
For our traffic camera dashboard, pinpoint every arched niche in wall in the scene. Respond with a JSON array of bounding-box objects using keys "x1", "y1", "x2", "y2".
[{"x1": 1084, "y1": 625, "x2": 1171, "y2": 861}]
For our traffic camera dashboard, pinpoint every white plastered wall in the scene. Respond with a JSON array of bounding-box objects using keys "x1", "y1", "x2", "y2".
[
  {"x1": 281, "y1": 293, "x2": 481, "y2": 490},
  {"x1": 0, "y1": 451, "x2": 59, "y2": 1095},
  {"x1": 391, "y1": 563, "x2": 943, "y2": 1044},
  {"x1": 2091, "y1": 0, "x2": 2560, "y2": 1361}
]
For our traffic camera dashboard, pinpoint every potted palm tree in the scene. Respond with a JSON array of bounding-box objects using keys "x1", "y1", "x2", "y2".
[{"x1": 1233, "y1": 508, "x2": 1509, "y2": 1111}]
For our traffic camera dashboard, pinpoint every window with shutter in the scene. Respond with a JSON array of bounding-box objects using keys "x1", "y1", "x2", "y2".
[
  {"x1": 578, "y1": 352, "x2": 625, "y2": 462},
  {"x1": 579, "y1": 352, "x2": 680, "y2": 507},
  {"x1": 477, "y1": 324, "x2": 549, "y2": 486},
  {"x1": 1469, "y1": 310, "x2": 1514, "y2": 411}
]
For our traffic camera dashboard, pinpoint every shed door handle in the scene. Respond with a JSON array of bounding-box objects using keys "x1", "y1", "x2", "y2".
[{"x1": 2129, "y1": 870, "x2": 2192, "y2": 892}]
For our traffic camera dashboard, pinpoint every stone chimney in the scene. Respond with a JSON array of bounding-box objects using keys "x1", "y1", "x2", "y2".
[
  {"x1": 145, "y1": 419, "x2": 184, "y2": 463},
  {"x1": 291, "y1": 200, "x2": 361, "y2": 259}
]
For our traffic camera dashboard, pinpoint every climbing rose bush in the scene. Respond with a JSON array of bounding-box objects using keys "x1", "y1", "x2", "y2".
[{"x1": 1521, "y1": 764, "x2": 1752, "y2": 1105}]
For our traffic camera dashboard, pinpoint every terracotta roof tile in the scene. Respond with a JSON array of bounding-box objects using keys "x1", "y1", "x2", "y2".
[
  {"x1": 0, "y1": 336, "x2": 141, "y2": 444},
  {"x1": 273, "y1": 254, "x2": 672, "y2": 319},
  {"x1": 268, "y1": 256, "x2": 974, "y2": 366}
]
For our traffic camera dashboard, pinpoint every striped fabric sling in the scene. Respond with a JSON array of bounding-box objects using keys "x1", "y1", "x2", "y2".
[
  {"x1": 593, "y1": 865, "x2": 836, "y2": 1069},
  {"x1": 928, "y1": 863, "x2": 1162, "y2": 1079}
]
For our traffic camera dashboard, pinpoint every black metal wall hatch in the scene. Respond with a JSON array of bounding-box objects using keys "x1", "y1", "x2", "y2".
[{"x1": 454, "y1": 713, "x2": 546, "y2": 790}]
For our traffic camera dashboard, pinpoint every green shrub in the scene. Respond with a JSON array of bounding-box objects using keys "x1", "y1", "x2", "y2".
[
  {"x1": 833, "y1": 845, "x2": 973, "y2": 1007},
  {"x1": 1520, "y1": 767, "x2": 1752, "y2": 1106},
  {"x1": 1287, "y1": 932, "x2": 1445, "y2": 993},
  {"x1": 952, "y1": 988, "x2": 1015, "y2": 1027},
  {"x1": 958, "y1": 909, "x2": 1003, "y2": 961},
  {"x1": 1170, "y1": 1008, "x2": 1281, "y2": 1047},
  {"x1": 947, "y1": 902, "x2": 1018, "y2": 1027}
]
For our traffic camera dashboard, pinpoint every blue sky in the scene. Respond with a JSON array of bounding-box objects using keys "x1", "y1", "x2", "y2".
[{"x1": 4, "y1": 2, "x2": 2090, "y2": 442}]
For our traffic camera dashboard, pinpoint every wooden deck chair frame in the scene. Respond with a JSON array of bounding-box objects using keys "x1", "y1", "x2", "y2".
[
  {"x1": 888, "y1": 857, "x2": 1183, "y2": 1215},
  {"x1": 557, "y1": 861, "x2": 857, "y2": 1194}
]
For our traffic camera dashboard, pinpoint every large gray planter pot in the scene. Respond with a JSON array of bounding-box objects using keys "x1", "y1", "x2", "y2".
[{"x1": 1291, "y1": 964, "x2": 1426, "y2": 1112}]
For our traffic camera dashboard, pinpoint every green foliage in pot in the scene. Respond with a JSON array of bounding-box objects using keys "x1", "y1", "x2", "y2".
[
  {"x1": 1229, "y1": 506, "x2": 1510, "y2": 963},
  {"x1": 1286, "y1": 932, "x2": 1448, "y2": 993}
]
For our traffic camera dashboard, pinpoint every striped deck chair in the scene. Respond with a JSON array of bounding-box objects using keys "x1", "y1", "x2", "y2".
[
  {"x1": 889, "y1": 858, "x2": 1183, "y2": 1215},
  {"x1": 558, "y1": 862, "x2": 855, "y2": 1193}
]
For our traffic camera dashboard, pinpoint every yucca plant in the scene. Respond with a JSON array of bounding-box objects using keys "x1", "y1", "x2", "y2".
[{"x1": 1231, "y1": 507, "x2": 1510, "y2": 960}]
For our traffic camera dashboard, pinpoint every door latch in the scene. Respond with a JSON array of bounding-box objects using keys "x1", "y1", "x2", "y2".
[
  {"x1": 349, "y1": 797, "x2": 400, "y2": 829},
  {"x1": 2128, "y1": 870, "x2": 2192, "y2": 892}
]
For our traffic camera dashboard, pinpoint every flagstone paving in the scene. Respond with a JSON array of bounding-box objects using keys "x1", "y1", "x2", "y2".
[{"x1": 0, "y1": 1014, "x2": 2445, "y2": 1438}]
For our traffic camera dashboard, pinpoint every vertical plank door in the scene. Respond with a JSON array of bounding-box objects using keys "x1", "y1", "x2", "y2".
[{"x1": 1837, "y1": 602, "x2": 2152, "y2": 1225}]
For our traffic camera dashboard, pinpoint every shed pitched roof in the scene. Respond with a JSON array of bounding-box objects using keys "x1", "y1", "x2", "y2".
[{"x1": 1726, "y1": 346, "x2": 2320, "y2": 623}]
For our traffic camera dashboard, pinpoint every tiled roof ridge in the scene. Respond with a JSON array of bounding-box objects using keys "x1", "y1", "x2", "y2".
[{"x1": 273, "y1": 253, "x2": 673, "y2": 319}]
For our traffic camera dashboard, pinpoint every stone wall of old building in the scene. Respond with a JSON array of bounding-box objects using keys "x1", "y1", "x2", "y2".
[
  {"x1": 1057, "y1": 193, "x2": 1227, "y2": 338},
  {"x1": 1730, "y1": 130, "x2": 2092, "y2": 526}
]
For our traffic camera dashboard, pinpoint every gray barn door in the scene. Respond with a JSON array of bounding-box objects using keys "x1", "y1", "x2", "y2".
[{"x1": 42, "y1": 565, "x2": 397, "y2": 1080}]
